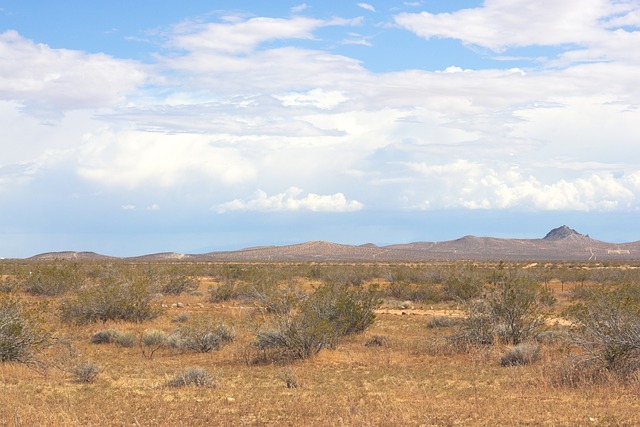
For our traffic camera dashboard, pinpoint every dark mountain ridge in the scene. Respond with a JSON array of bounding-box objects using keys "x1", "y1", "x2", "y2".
[{"x1": 25, "y1": 226, "x2": 640, "y2": 262}]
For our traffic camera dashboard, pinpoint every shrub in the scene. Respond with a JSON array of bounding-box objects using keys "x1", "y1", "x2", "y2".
[
  {"x1": 167, "y1": 367, "x2": 216, "y2": 388},
  {"x1": 0, "y1": 296, "x2": 52, "y2": 364},
  {"x1": 564, "y1": 283, "x2": 640, "y2": 376},
  {"x1": 140, "y1": 329, "x2": 166, "y2": 359},
  {"x1": 426, "y1": 316, "x2": 460, "y2": 329},
  {"x1": 255, "y1": 282, "x2": 381, "y2": 361},
  {"x1": 208, "y1": 281, "x2": 242, "y2": 302},
  {"x1": 171, "y1": 312, "x2": 190, "y2": 323},
  {"x1": 443, "y1": 264, "x2": 484, "y2": 301},
  {"x1": 278, "y1": 368, "x2": 299, "y2": 388},
  {"x1": 452, "y1": 273, "x2": 554, "y2": 347},
  {"x1": 60, "y1": 275, "x2": 162, "y2": 324},
  {"x1": 169, "y1": 318, "x2": 234, "y2": 353},
  {"x1": 364, "y1": 335, "x2": 389, "y2": 347},
  {"x1": 246, "y1": 283, "x2": 305, "y2": 315},
  {"x1": 23, "y1": 261, "x2": 84, "y2": 296},
  {"x1": 90, "y1": 329, "x2": 136, "y2": 347},
  {"x1": 160, "y1": 274, "x2": 199, "y2": 295},
  {"x1": 90, "y1": 329, "x2": 120, "y2": 344},
  {"x1": 500, "y1": 343, "x2": 541, "y2": 366},
  {"x1": 72, "y1": 361, "x2": 99, "y2": 383}
]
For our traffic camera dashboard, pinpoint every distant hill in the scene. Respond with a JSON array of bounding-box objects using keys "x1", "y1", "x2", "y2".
[{"x1": 25, "y1": 226, "x2": 640, "y2": 262}]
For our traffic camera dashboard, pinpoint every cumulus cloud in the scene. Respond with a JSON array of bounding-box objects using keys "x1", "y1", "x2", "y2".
[
  {"x1": 77, "y1": 128, "x2": 256, "y2": 189},
  {"x1": 216, "y1": 187, "x2": 364, "y2": 213},
  {"x1": 404, "y1": 160, "x2": 640, "y2": 211},
  {"x1": 394, "y1": 0, "x2": 640, "y2": 62},
  {"x1": 0, "y1": 30, "x2": 146, "y2": 118}
]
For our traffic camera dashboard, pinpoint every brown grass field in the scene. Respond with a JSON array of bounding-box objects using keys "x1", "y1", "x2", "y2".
[{"x1": 2, "y1": 261, "x2": 640, "y2": 426}]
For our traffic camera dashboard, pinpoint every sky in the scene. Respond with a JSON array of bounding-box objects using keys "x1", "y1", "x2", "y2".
[{"x1": 1, "y1": 0, "x2": 640, "y2": 258}]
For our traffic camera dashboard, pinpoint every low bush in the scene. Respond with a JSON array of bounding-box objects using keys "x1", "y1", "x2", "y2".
[
  {"x1": 140, "y1": 329, "x2": 166, "y2": 359},
  {"x1": 72, "y1": 361, "x2": 100, "y2": 383},
  {"x1": 0, "y1": 296, "x2": 52, "y2": 364},
  {"x1": 171, "y1": 312, "x2": 190, "y2": 323},
  {"x1": 167, "y1": 367, "x2": 216, "y2": 388},
  {"x1": 364, "y1": 335, "x2": 389, "y2": 347},
  {"x1": 90, "y1": 329, "x2": 136, "y2": 347},
  {"x1": 426, "y1": 316, "x2": 461, "y2": 329},
  {"x1": 168, "y1": 318, "x2": 234, "y2": 353},
  {"x1": 500, "y1": 343, "x2": 541, "y2": 366},
  {"x1": 60, "y1": 275, "x2": 162, "y2": 324},
  {"x1": 255, "y1": 282, "x2": 381, "y2": 361}
]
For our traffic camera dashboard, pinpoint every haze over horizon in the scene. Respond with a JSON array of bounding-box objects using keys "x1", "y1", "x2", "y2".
[{"x1": 2, "y1": 1, "x2": 640, "y2": 258}]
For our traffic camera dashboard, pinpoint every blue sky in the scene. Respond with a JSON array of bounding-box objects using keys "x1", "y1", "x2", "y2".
[{"x1": 2, "y1": 1, "x2": 640, "y2": 257}]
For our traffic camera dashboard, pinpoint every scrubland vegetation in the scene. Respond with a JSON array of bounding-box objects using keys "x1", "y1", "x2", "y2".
[{"x1": 2, "y1": 259, "x2": 640, "y2": 425}]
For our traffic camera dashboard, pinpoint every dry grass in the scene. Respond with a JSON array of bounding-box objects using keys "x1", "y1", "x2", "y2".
[{"x1": 1, "y1": 263, "x2": 640, "y2": 426}]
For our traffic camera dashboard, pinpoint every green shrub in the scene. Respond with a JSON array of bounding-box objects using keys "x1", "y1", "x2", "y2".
[
  {"x1": 60, "y1": 275, "x2": 162, "y2": 324},
  {"x1": 0, "y1": 296, "x2": 52, "y2": 364},
  {"x1": 160, "y1": 274, "x2": 199, "y2": 295},
  {"x1": 255, "y1": 282, "x2": 381, "y2": 361},
  {"x1": 443, "y1": 264, "x2": 484, "y2": 302},
  {"x1": 169, "y1": 318, "x2": 234, "y2": 353},
  {"x1": 452, "y1": 273, "x2": 554, "y2": 347},
  {"x1": 23, "y1": 261, "x2": 84, "y2": 296},
  {"x1": 167, "y1": 367, "x2": 216, "y2": 388},
  {"x1": 208, "y1": 281, "x2": 243, "y2": 302},
  {"x1": 564, "y1": 283, "x2": 640, "y2": 376}
]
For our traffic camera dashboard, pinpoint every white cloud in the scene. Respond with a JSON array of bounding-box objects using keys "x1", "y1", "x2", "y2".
[
  {"x1": 121, "y1": 204, "x2": 136, "y2": 210},
  {"x1": 170, "y1": 16, "x2": 329, "y2": 54},
  {"x1": 358, "y1": 3, "x2": 376, "y2": 13},
  {"x1": 291, "y1": 3, "x2": 309, "y2": 14},
  {"x1": 394, "y1": 0, "x2": 640, "y2": 64},
  {"x1": 216, "y1": 187, "x2": 364, "y2": 213},
  {"x1": 0, "y1": 30, "x2": 146, "y2": 118},
  {"x1": 275, "y1": 89, "x2": 349, "y2": 109},
  {"x1": 404, "y1": 160, "x2": 640, "y2": 211},
  {"x1": 77, "y1": 128, "x2": 256, "y2": 189}
]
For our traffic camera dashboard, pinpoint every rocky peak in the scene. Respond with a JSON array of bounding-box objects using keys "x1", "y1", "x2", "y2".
[{"x1": 543, "y1": 225, "x2": 583, "y2": 241}]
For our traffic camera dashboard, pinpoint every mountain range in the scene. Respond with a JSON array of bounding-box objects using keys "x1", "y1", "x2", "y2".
[{"x1": 26, "y1": 226, "x2": 640, "y2": 262}]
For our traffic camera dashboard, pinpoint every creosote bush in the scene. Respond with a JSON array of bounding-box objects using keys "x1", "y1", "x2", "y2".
[
  {"x1": 450, "y1": 272, "x2": 555, "y2": 349},
  {"x1": 23, "y1": 261, "x2": 85, "y2": 296},
  {"x1": 160, "y1": 274, "x2": 199, "y2": 295},
  {"x1": 60, "y1": 275, "x2": 162, "y2": 324},
  {"x1": 208, "y1": 281, "x2": 243, "y2": 302},
  {"x1": 255, "y1": 282, "x2": 381, "y2": 361},
  {"x1": 0, "y1": 296, "x2": 52, "y2": 364},
  {"x1": 564, "y1": 283, "x2": 640, "y2": 376}
]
